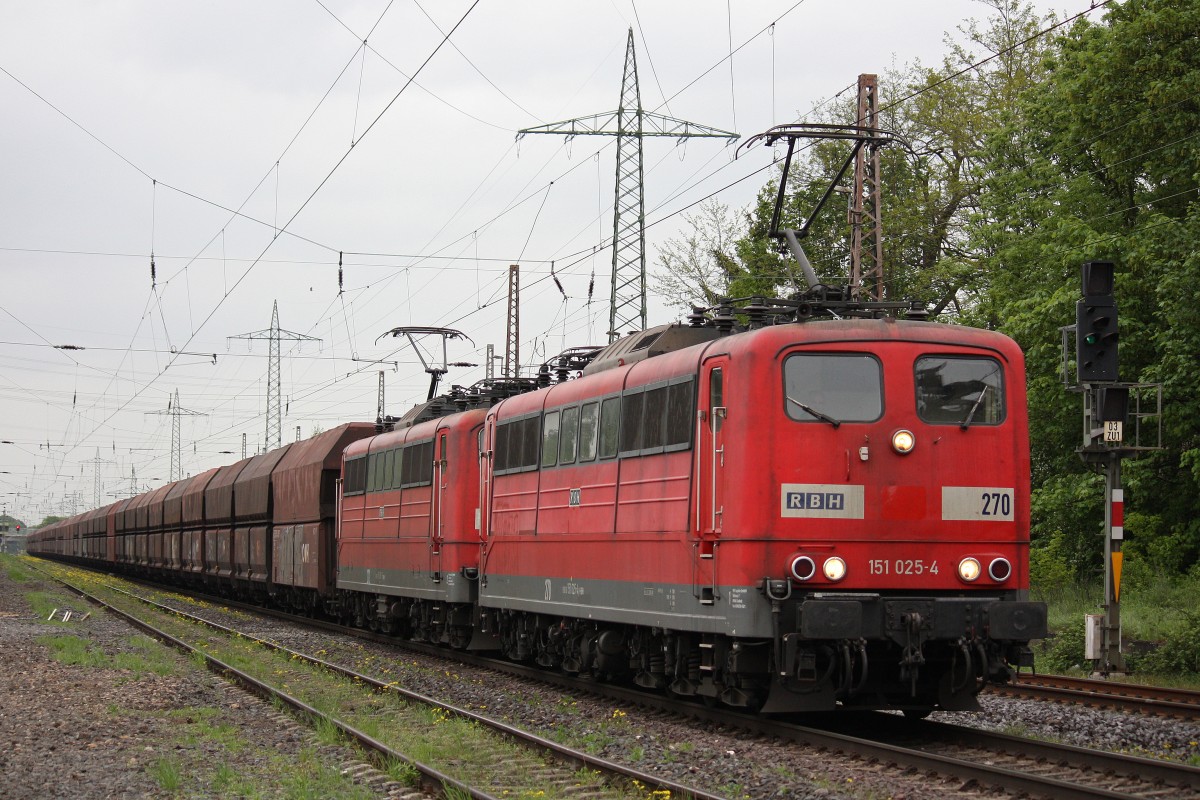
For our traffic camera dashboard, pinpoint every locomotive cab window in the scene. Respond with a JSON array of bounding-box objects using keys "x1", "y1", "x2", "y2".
[
  {"x1": 783, "y1": 353, "x2": 882, "y2": 423},
  {"x1": 915, "y1": 356, "x2": 1005, "y2": 426}
]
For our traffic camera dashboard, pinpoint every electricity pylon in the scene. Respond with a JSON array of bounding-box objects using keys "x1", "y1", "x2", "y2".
[
  {"x1": 86, "y1": 447, "x2": 114, "y2": 507},
  {"x1": 229, "y1": 301, "x2": 320, "y2": 452},
  {"x1": 519, "y1": 28, "x2": 738, "y2": 341},
  {"x1": 145, "y1": 390, "x2": 205, "y2": 482}
]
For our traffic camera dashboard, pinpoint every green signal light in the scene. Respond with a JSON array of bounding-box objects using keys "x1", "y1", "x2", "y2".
[{"x1": 1085, "y1": 333, "x2": 1099, "y2": 345}]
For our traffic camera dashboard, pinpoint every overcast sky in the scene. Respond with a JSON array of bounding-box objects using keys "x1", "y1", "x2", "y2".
[{"x1": 0, "y1": 0, "x2": 1091, "y2": 523}]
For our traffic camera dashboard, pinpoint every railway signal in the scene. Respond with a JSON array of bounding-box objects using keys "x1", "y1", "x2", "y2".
[
  {"x1": 1063, "y1": 261, "x2": 1163, "y2": 678},
  {"x1": 1075, "y1": 261, "x2": 1119, "y2": 383}
]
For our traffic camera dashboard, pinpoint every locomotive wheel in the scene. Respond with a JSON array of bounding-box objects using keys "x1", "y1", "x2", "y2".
[{"x1": 902, "y1": 707, "x2": 933, "y2": 720}]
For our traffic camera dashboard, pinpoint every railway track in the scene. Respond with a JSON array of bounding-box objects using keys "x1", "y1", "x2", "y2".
[
  {"x1": 41, "y1": 566, "x2": 725, "y2": 800},
  {"x1": 41, "y1": 562, "x2": 1200, "y2": 800},
  {"x1": 824, "y1": 714, "x2": 1200, "y2": 800},
  {"x1": 998, "y1": 672, "x2": 1200, "y2": 720}
]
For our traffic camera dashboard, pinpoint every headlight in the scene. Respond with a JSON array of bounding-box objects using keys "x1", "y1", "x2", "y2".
[
  {"x1": 958, "y1": 557, "x2": 981, "y2": 582},
  {"x1": 790, "y1": 555, "x2": 816, "y2": 581},
  {"x1": 892, "y1": 429, "x2": 915, "y2": 454},
  {"x1": 822, "y1": 556, "x2": 847, "y2": 582},
  {"x1": 989, "y1": 557, "x2": 1012, "y2": 582}
]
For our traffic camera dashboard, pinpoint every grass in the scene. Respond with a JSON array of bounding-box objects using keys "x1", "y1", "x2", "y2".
[
  {"x1": 1034, "y1": 565, "x2": 1200, "y2": 684},
  {"x1": 148, "y1": 756, "x2": 184, "y2": 792},
  {"x1": 382, "y1": 757, "x2": 420, "y2": 787},
  {"x1": 3, "y1": 553, "x2": 30, "y2": 582},
  {"x1": 25, "y1": 589, "x2": 79, "y2": 622},
  {"x1": 168, "y1": 707, "x2": 247, "y2": 753},
  {"x1": 37, "y1": 633, "x2": 178, "y2": 677},
  {"x1": 109, "y1": 701, "x2": 387, "y2": 799}
]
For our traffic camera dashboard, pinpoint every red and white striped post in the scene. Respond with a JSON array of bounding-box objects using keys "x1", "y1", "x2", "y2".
[{"x1": 1100, "y1": 454, "x2": 1126, "y2": 675}]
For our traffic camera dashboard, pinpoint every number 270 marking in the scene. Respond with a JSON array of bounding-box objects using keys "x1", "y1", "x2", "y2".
[{"x1": 981, "y1": 492, "x2": 1011, "y2": 517}]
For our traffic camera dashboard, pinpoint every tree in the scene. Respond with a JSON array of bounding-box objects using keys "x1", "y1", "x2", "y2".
[{"x1": 650, "y1": 200, "x2": 747, "y2": 315}]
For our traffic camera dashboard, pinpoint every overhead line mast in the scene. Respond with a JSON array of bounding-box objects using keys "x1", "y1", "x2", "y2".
[
  {"x1": 519, "y1": 28, "x2": 738, "y2": 342},
  {"x1": 145, "y1": 390, "x2": 205, "y2": 482},
  {"x1": 229, "y1": 301, "x2": 321, "y2": 453}
]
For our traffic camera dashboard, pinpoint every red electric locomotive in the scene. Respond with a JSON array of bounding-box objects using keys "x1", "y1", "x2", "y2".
[
  {"x1": 337, "y1": 404, "x2": 490, "y2": 647},
  {"x1": 474, "y1": 313, "x2": 1045, "y2": 714}
]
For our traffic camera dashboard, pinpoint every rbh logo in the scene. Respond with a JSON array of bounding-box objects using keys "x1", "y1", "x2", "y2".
[
  {"x1": 786, "y1": 492, "x2": 846, "y2": 511},
  {"x1": 780, "y1": 483, "x2": 864, "y2": 519}
]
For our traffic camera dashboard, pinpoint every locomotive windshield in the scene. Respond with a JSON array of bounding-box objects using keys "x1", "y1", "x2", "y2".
[
  {"x1": 783, "y1": 353, "x2": 882, "y2": 423},
  {"x1": 914, "y1": 356, "x2": 1005, "y2": 425}
]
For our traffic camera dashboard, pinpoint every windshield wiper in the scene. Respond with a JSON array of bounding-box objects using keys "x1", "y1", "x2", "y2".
[
  {"x1": 786, "y1": 395, "x2": 842, "y2": 428},
  {"x1": 960, "y1": 385, "x2": 989, "y2": 430}
]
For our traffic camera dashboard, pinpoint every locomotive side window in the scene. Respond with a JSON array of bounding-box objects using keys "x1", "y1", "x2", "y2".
[
  {"x1": 400, "y1": 440, "x2": 435, "y2": 487},
  {"x1": 666, "y1": 378, "x2": 694, "y2": 449},
  {"x1": 521, "y1": 416, "x2": 540, "y2": 469},
  {"x1": 915, "y1": 356, "x2": 1005, "y2": 425},
  {"x1": 343, "y1": 456, "x2": 367, "y2": 495},
  {"x1": 578, "y1": 402, "x2": 599, "y2": 462},
  {"x1": 599, "y1": 397, "x2": 621, "y2": 459},
  {"x1": 494, "y1": 416, "x2": 542, "y2": 475},
  {"x1": 559, "y1": 406, "x2": 580, "y2": 464},
  {"x1": 619, "y1": 390, "x2": 645, "y2": 455},
  {"x1": 616, "y1": 378, "x2": 695, "y2": 458},
  {"x1": 383, "y1": 448, "x2": 397, "y2": 490},
  {"x1": 396, "y1": 450, "x2": 410, "y2": 489},
  {"x1": 541, "y1": 411, "x2": 561, "y2": 468},
  {"x1": 495, "y1": 422, "x2": 512, "y2": 472},
  {"x1": 642, "y1": 386, "x2": 668, "y2": 453},
  {"x1": 783, "y1": 353, "x2": 882, "y2": 423},
  {"x1": 367, "y1": 451, "x2": 381, "y2": 492}
]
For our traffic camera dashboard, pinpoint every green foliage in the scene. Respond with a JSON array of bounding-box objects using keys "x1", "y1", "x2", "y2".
[
  {"x1": 1131, "y1": 612, "x2": 1200, "y2": 675},
  {"x1": 1038, "y1": 619, "x2": 1087, "y2": 673}
]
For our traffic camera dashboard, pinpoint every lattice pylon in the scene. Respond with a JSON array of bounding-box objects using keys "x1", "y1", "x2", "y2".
[
  {"x1": 145, "y1": 390, "x2": 205, "y2": 482},
  {"x1": 849, "y1": 74, "x2": 884, "y2": 302},
  {"x1": 228, "y1": 301, "x2": 321, "y2": 452},
  {"x1": 505, "y1": 265, "x2": 520, "y2": 377}
]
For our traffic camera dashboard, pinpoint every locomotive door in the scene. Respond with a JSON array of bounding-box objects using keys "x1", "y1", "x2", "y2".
[
  {"x1": 694, "y1": 356, "x2": 728, "y2": 604},
  {"x1": 431, "y1": 430, "x2": 449, "y2": 580}
]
